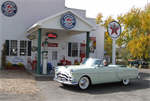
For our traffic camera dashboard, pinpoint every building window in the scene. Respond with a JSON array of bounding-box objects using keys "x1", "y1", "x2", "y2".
[
  {"x1": 52, "y1": 51, "x2": 57, "y2": 60},
  {"x1": 20, "y1": 41, "x2": 32, "y2": 56},
  {"x1": 20, "y1": 41, "x2": 27, "y2": 56},
  {"x1": 5, "y1": 40, "x2": 31, "y2": 56},
  {"x1": 10, "y1": 40, "x2": 18, "y2": 56},
  {"x1": 68, "y1": 43, "x2": 78, "y2": 57}
]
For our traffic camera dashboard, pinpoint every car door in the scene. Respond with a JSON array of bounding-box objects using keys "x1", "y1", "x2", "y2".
[{"x1": 95, "y1": 66, "x2": 119, "y2": 84}]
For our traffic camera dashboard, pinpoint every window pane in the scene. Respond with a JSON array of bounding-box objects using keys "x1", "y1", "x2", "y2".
[
  {"x1": 20, "y1": 41, "x2": 27, "y2": 56},
  {"x1": 71, "y1": 43, "x2": 78, "y2": 57},
  {"x1": 52, "y1": 51, "x2": 57, "y2": 60},
  {"x1": 68, "y1": 43, "x2": 78, "y2": 57},
  {"x1": 10, "y1": 40, "x2": 17, "y2": 56},
  {"x1": 20, "y1": 49, "x2": 26, "y2": 56},
  {"x1": 72, "y1": 50, "x2": 78, "y2": 57},
  {"x1": 72, "y1": 43, "x2": 78, "y2": 50}
]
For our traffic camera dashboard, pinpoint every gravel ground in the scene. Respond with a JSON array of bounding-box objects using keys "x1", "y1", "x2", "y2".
[{"x1": 0, "y1": 70, "x2": 43, "y2": 101}]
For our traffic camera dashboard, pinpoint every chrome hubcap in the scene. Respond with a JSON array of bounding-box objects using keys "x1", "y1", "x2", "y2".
[
  {"x1": 79, "y1": 77, "x2": 89, "y2": 90},
  {"x1": 123, "y1": 79, "x2": 129, "y2": 85}
]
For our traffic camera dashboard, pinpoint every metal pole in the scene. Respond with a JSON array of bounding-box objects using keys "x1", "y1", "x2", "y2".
[{"x1": 112, "y1": 39, "x2": 116, "y2": 65}]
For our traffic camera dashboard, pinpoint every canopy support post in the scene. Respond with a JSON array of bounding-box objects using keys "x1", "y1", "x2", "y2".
[
  {"x1": 37, "y1": 28, "x2": 42, "y2": 74},
  {"x1": 86, "y1": 32, "x2": 90, "y2": 58}
]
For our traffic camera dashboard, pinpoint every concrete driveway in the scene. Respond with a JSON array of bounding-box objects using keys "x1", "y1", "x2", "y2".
[{"x1": 37, "y1": 69, "x2": 150, "y2": 101}]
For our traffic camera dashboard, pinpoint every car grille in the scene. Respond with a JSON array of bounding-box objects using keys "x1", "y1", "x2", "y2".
[{"x1": 57, "y1": 73, "x2": 71, "y2": 81}]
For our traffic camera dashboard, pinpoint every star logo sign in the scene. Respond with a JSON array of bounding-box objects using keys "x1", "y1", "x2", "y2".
[
  {"x1": 108, "y1": 21, "x2": 121, "y2": 39},
  {"x1": 110, "y1": 23, "x2": 119, "y2": 35}
]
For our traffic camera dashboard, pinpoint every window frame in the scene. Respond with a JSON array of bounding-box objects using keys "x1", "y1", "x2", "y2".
[
  {"x1": 5, "y1": 40, "x2": 31, "y2": 56},
  {"x1": 68, "y1": 42, "x2": 79, "y2": 57},
  {"x1": 20, "y1": 40, "x2": 27, "y2": 56},
  {"x1": 9, "y1": 40, "x2": 18, "y2": 56}
]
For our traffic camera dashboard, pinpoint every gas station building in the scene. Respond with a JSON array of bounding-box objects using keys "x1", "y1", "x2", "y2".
[{"x1": 0, "y1": 0, "x2": 105, "y2": 74}]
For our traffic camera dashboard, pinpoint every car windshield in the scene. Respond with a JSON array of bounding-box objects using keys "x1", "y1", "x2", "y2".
[{"x1": 82, "y1": 58, "x2": 102, "y2": 66}]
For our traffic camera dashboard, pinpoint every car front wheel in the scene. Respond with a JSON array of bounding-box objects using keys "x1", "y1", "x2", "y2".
[
  {"x1": 78, "y1": 76, "x2": 90, "y2": 90},
  {"x1": 122, "y1": 79, "x2": 130, "y2": 85}
]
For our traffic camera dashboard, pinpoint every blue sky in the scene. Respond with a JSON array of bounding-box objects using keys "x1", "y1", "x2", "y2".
[{"x1": 66, "y1": 0, "x2": 148, "y2": 19}]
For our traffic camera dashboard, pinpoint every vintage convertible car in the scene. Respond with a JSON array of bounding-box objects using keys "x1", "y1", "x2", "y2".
[{"x1": 54, "y1": 58, "x2": 140, "y2": 90}]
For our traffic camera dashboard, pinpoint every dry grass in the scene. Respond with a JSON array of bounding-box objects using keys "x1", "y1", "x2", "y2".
[{"x1": 0, "y1": 70, "x2": 40, "y2": 95}]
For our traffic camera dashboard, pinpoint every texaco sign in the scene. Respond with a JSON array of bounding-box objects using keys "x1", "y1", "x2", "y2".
[{"x1": 107, "y1": 21, "x2": 121, "y2": 39}]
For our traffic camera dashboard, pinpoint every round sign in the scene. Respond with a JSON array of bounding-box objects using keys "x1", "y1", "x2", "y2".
[
  {"x1": 60, "y1": 13, "x2": 76, "y2": 30},
  {"x1": 1, "y1": 1, "x2": 17, "y2": 17},
  {"x1": 107, "y1": 21, "x2": 121, "y2": 39}
]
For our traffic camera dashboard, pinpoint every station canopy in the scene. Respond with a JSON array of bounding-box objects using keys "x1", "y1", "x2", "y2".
[{"x1": 26, "y1": 10, "x2": 94, "y2": 38}]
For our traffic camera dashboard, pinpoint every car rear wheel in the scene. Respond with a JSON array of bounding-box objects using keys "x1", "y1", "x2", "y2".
[
  {"x1": 122, "y1": 79, "x2": 130, "y2": 85},
  {"x1": 78, "y1": 76, "x2": 90, "y2": 90}
]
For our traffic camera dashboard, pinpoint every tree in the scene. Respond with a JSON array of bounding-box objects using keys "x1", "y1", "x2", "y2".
[
  {"x1": 97, "y1": 5, "x2": 150, "y2": 60},
  {"x1": 96, "y1": 13, "x2": 103, "y2": 24},
  {"x1": 118, "y1": 6, "x2": 150, "y2": 60}
]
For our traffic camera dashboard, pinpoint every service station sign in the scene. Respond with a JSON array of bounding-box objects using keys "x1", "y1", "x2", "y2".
[
  {"x1": 107, "y1": 21, "x2": 121, "y2": 65},
  {"x1": 107, "y1": 21, "x2": 121, "y2": 39}
]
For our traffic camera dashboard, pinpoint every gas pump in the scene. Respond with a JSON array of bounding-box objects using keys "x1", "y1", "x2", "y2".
[
  {"x1": 42, "y1": 51, "x2": 48, "y2": 74},
  {"x1": 42, "y1": 39, "x2": 48, "y2": 74}
]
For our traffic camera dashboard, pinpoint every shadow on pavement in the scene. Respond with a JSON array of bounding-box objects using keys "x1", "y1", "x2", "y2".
[{"x1": 60, "y1": 72, "x2": 150, "y2": 95}]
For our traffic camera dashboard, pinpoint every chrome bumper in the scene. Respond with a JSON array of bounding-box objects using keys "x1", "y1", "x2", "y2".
[{"x1": 54, "y1": 77, "x2": 78, "y2": 85}]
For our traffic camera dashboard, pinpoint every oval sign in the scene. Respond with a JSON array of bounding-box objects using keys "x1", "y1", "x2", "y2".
[
  {"x1": 1, "y1": 1, "x2": 17, "y2": 17},
  {"x1": 60, "y1": 13, "x2": 76, "y2": 30},
  {"x1": 107, "y1": 21, "x2": 121, "y2": 39}
]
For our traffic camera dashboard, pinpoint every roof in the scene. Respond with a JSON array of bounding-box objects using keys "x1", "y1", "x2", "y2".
[{"x1": 27, "y1": 10, "x2": 94, "y2": 34}]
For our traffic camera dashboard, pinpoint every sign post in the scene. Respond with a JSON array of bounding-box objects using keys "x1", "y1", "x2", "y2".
[
  {"x1": 108, "y1": 21, "x2": 121, "y2": 65},
  {"x1": 112, "y1": 39, "x2": 116, "y2": 65}
]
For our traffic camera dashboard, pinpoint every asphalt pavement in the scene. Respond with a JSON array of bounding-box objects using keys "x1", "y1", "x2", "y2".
[{"x1": 37, "y1": 69, "x2": 150, "y2": 101}]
